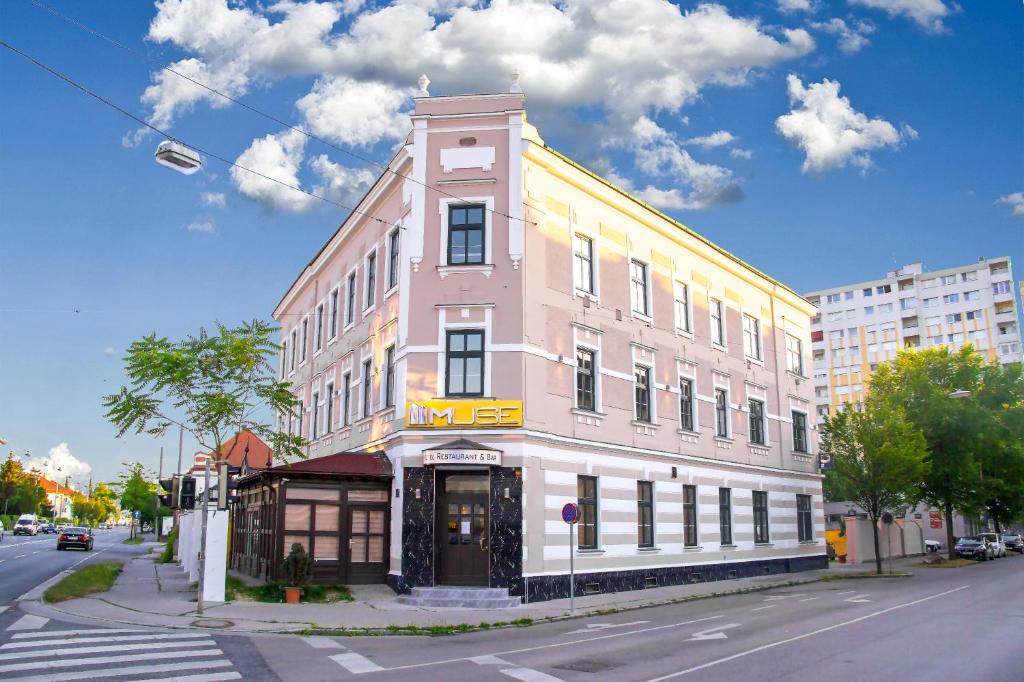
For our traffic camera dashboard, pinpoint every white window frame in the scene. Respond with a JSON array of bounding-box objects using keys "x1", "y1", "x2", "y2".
[
  {"x1": 745, "y1": 383, "x2": 770, "y2": 447},
  {"x1": 288, "y1": 328, "x2": 297, "y2": 374},
  {"x1": 363, "y1": 245, "x2": 378, "y2": 313},
  {"x1": 742, "y1": 313, "x2": 762, "y2": 362},
  {"x1": 324, "y1": 379, "x2": 335, "y2": 433},
  {"x1": 628, "y1": 257, "x2": 652, "y2": 320},
  {"x1": 574, "y1": 344, "x2": 600, "y2": 413},
  {"x1": 344, "y1": 268, "x2": 357, "y2": 331},
  {"x1": 677, "y1": 361, "x2": 698, "y2": 434},
  {"x1": 572, "y1": 231, "x2": 599, "y2": 298},
  {"x1": 438, "y1": 197, "x2": 494, "y2": 266},
  {"x1": 792, "y1": 409, "x2": 810, "y2": 453},
  {"x1": 299, "y1": 316, "x2": 309, "y2": 365},
  {"x1": 328, "y1": 286, "x2": 340, "y2": 342},
  {"x1": 314, "y1": 300, "x2": 325, "y2": 354},
  {"x1": 714, "y1": 385, "x2": 731, "y2": 438},
  {"x1": 385, "y1": 227, "x2": 401, "y2": 294},
  {"x1": 785, "y1": 333, "x2": 804, "y2": 376},
  {"x1": 311, "y1": 386, "x2": 321, "y2": 440},
  {"x1": 360, "y1": 356, "x2": 373, "y2": 419},
  {"x1": 674, "y1": 279, "x2": 692, "y2": 336},
  {"x1": 710, "y1": 297, "x2": 726, "y2": 349}
]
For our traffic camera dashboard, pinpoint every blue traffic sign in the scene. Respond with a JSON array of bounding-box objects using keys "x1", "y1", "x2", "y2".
[
  {"x1": 561, "y1": 502, "x2": 580, "y2": 524},
  {"x1": 132, "y1": 510, "x2": 141, "y2": 519}
]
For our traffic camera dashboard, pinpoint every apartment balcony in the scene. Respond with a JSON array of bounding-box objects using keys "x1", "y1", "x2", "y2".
[{"x1": 995, "y1": 310, "x2": 1019, "y2": 324}]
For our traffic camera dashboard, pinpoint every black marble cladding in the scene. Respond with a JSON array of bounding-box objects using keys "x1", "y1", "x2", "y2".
[
  {"x1": 524, "y1": 554, "x2": 829, "y2": 603},
  {"x1": 489, "y1": 467, "x2": 524, "y2": 596},
  {"x1": 400, "y1": 467, "x2": 435, "y2": 591}
]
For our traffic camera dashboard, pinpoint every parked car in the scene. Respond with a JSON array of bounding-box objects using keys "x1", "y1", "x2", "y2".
[
  {"x1": 955, "y1": 536, "x2": 994, "y2": 561},
  {"x1": 978, "y1": 533, "x2": 1006, "y2": 558},
  {"x1": 13, "y1": 514, "x2": 39, "y2": 536},
  {"x1": 924, "y1": 540, "x2": 941, "y2": 553},
  {"x1": 1001, "y1": 534, "x2": 1024, "y2": 554},
  {"x1": 57, "y1": 527, "x2": 94, "y2": 551}
]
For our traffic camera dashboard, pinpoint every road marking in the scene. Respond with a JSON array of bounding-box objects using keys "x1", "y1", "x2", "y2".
[
  {"x1": 564, "y1": 620, "x2": 650, "y2": 635},
  {"x1": 762, "y1": 594, "x2": 805, "y2": 602},
  {"x1": 644, "y1": 585, "x2": 971, "y2": 681},
  {"x1": 8, "y1": 659, "x2": 234, "y2": 682},
  {"x1": 0, "y1": 648, "x2": 224, "y2": 673},
  {"x1": 687, "y1": 624, "x2": 742, "y2": 641},
  {"x1": 134, "y1": 674, "x2": 241, "y2": 682},
  {"x1": 836, "y1": 590, "x2": 855, "y2": 595},
  {"x1": 0, "y1": 606, "x2": 6, "y2": 615},
  {"x1": 6, "y1": 615, "x2": 48, "y2": 631},
  {"x1": 0, "y1": 638, "x2": 213, "y2": 660},
  {"x1": 2, "y1": 632, "x2": 208, "y2": 649},
  {"x1": 499, "y1": 667, "x2": 565, "y2": 682},
  {"x1": 843, "y1": 594, "x2": 871, "y2": 603},
  {"x1": 303, "y1": 635, "x2": 345, "y2": 649},
  {"x1": 331, "y1": 651, "x2": 384, "y2": 674},
  {"x1": 751, "y1": 605, "x2": 775, "y2": 612},
  {"x1": 471, "y1": 655, "x2": 512, "y2": 665},
  {"x1": 798, "y1": 597, "x2": 820, "y2": 602},
  {"x1": 14, "y1": 555, "x2": 25, "y2": 559},
  {"x1": 11, "y1": 628, "x2": 141, "y2": 639}
]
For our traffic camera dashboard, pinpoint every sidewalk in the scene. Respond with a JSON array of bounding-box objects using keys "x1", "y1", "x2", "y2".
[{"x1": 25, "y1": 551, "x2": 922, "y2": 634}]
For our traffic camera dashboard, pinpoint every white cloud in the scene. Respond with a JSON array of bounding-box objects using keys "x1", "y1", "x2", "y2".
[
  {"x1": 730, "y1": 148, "x2": 754, "y2": 159},
  {"x1": 778, "y1": 0, "x2": 817, "y2": 12},
  {"x1": 297, "y1": 76, "x2": 412, "y2": 147},
  {"x1": 23, "y1": 443, "x2": 93, "y2": 481},
  {"x1": 997, "y1": 192, "x2": 1024, "y2": 218},
  {"x1": 685, "y1": 130, "x2": 737, "y2": 149},
  {"x1": 200, "y1": 191, "x2": 226, "y2": 207},
  {"x1": 308, "y1": 154, "x2": 377, "y2": 208},
  {"x1": 848, "y1": 0, "x2": 952, "y2": 33},
  {"x1": 103, "y1": 346, "x2": 118, "y2": 357},
  {"x1": 186, "y1": 219, "x2": 217, "y2": 233},
  {"x1": 775, "y1": 74, "x2": 915, "y2": 173},
  {"x1": 811, "y1": 18, "x2": 875, "y2": 54}
]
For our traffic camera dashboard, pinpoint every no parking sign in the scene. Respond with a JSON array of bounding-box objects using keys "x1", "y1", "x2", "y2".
[
  {"x1": 562, "y1": 502, "x2": 580, "y2": 614},
  {"x1": 561, "y1": 502, "x2": 579, "y2": 525}
]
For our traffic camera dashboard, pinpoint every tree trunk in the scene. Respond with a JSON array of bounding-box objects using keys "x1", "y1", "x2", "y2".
[
  {"x1": 992, "y1": 509, "x2": 1001, "y2": 535},
  {"x1": 944, "y1": 500, "x2": 955, "y2": 560},
  {"x1": 871, "y1": 517, "x2": 883, "y2": 575}
]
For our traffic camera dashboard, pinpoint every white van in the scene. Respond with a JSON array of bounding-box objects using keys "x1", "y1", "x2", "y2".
[{"x1": 14, "y1": 514, "x2": 39, "y2": 536}]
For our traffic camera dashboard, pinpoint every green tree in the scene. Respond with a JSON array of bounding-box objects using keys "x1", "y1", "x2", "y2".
[
  {"x1": 71, "y1": 495, "x2": 105, "y2": 527},
  {"x1": 91, "y1": 483, "x2": 119, "y2": 524},
  {"x1": 973, "y1": 362, "x2": 1024, "y2": 533},
  {"x1": 103, "y1": 320, "x2": 303, "y2": 469},
  {"x1": 119, "y1": 462, "x2": 155, "y2": 539},
  {"x1": 821, "y1": 400, "x2": 927, "y2": 574},
  {"x1": 0, "y1": 456, "x2": 46, "y2": 516}
]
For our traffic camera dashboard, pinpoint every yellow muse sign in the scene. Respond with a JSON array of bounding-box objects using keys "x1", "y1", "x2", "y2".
[{"x1": 405, "y1": 399, "x2": 523, "y2": 428}]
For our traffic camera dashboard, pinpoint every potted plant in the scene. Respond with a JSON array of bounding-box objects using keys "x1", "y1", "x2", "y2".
[{"x1": 282, "y1": 542, "x2": 311, "y2": 604}]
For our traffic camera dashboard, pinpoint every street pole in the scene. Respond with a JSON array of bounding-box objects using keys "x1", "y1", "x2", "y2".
[
  {"x1": 155, "y1": 447, "x2": 164, "y2": 541},
  {"x1": 197, "y1": 458, "x2": 211, "y2": 616},
  {"x1": 569, "y1": 520, "x2": 575, "y2": 615},
  {"x1": 176, "y1": 425, "x2": 183, "y2": 475}
]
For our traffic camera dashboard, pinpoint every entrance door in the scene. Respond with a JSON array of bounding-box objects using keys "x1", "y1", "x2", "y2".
[
  {"x1": 437, "y1": 473, "x2": 489, "y2": 586},
  {"x1": 347, "y1": 505, "x2": 387, "y2": 584}
]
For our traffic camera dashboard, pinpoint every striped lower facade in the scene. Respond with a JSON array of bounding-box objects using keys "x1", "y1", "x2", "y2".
[{"x1": 387, "y1": 432, "x2": 826, "y2": 603}]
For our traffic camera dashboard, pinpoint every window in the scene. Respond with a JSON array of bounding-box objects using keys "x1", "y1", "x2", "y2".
[
  {"x1": 679, "y1": 378, "x2": 694, "y2": 431},
  {"x1": 862, "y1": 287, "x2": 873, "y2": 297},
  {"x1": 387, "y1": 229, "x2": 400, "y2": 290},
  {"x1": 297, "y1": 399, "x2": 304, "y2": 438},
  {"x1": 941, "y1": 275, "x2": 956, "y2": 285},
  {"x1": 921, "y1": 278, "x2": 937, "y2": 289},
  {"x1": 715, "y1": 389, "x2": 729, "y2": 437},
  {"x1": 300, "y1": 318, "x2": 308, "y2": 362},
  {"x1": 448, "y1": 204, "x2": 485, "y2": 265},
  {"x1": 900, "y1": 298, "x2": 916, "y2": 310},
  {"x1": 634, "y1": 365, "x2": 652, "y2": 423},
  {"x1": 346, "y1": 271, "x2": 356, "y2": 326},
  {"x1": 710, "y1": 298, "x2": 725, "y2": 346},
  {"x1": 844, "y1": 291, "x2": 854, "y2": 300},
  {"x1": 876, "y1": 284, "x2": 891, "y2": 294},
  {"x1": 748, "y1": 399, "x2": 765, "y2": 445},
  {"x1": 845, "y1": 309, "x2": 856, "y2": 319},
  {"x1": 864, "y1": 306, "x2": 874, "y2": 315},
  {"x1": 792, "y1": 411, "x2": 808, "y2": 452},
  {"x1": 573, "y1": 234, "x2": 595, "y2": 294},
  {"x1": 311, "y1": 390, "x2": 320, "y2": 439},
  {"x1": 946, "y1": 313, "x2": 962, "y2": 324},
  {"x1": 280, "y1": 340, "x2": 287, "y2": 378},
  {"x1": 637, "y1": 481, "x2": 654, "y2": 548},
  {"x1": 630, "y1": 260, "x2": 649, "y2": 316},
  {"x1": 826, "y1": 293, "x2": 841, "y2": 304},
  {"x1": 577, "y1": 476, "x2": 598, "y2": 550},
  {"x1": 743, "y1": 315, "x2": 761, "y2": 360},
  {"x1": 786, "y1": 334, "x2": 803, "y2": 375},
  {"x1": 675, "y1": 282, "x2": 691, "y2": 332},
  {"x1": 961, "y1": 270, "x2": 978, "y2": 282},
  {"x1": 365, "y1": 250, "x2": 377, "y2": 309},
  {"x1": 878, "y1": 303, "x2": 893, "y2": 313},
  {"x1": 289, "y1": 330, "x2": 297, "y2": 371},
  {"x1": 446, "y1": 330, "x2": 484, "y2": 397},
  {"x1": 993, "y1": 281, "x2": 1011, "y2": 295},
  {"x1": 324, "y1": 382, "x2": 334, "y2": 433},
  {"x1": 360, "y1": 359, "x2": 373, "y2": 417},
  {"x1": 384, "y1": 345, "x2": 395, "y2": 408},
  {"x1": 315, "y1": 303, "x2": 324, "y2": 351},
  {"x1": 827, "y1": 311, "x2": 842, "y2": 322},
  {"x1": 576, "y1": 348, "x2": 596, "y2": 412},
  {"x1": 719, "y1": 488, "x2": 732, "y2": 545},
  {"x1": 329, "y1": 289, "x2": 339, "y2": 339},
  {"x1": 964, "y1": 290, "x2": 980, "y2": 301},
  {"x1": 683, "y1": 485, "x2": 697, "y2": 547},
  {"x1": 753, "y1": 491, "x2": 769, "y2": 544},
  {"x1": 942, "y1": 293, "x2": 959, "y2": 304},
  {"x1": 966, "y1": 310, "x2": 983, "y2": 321},
  {"x1": 341, "y1": 373, "x2": 351, "y2": 427},
  {"x1": 923, "y1": 297, "x2": 939, "y2": 309}
]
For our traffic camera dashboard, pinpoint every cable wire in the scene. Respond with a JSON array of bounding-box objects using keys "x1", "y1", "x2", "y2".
[
  {"x1": 0, "y1": 38, "x2": 391, "y2": 225},
  {"x1": 26, "y1": 0, "x2": 535, "y2": 226}
]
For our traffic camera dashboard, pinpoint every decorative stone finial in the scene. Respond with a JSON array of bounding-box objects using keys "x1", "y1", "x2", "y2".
[
  {"x1": 509, "y1": 70, "x2": 523, "y2": 94},
  {"x1": 417, "y1": 74, "x2": 430, "y2": 97}
]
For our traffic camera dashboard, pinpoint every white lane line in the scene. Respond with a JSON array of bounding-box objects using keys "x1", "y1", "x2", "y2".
[
  {"x1": 330, "y1": 652, "x2": 385, "y2": 674},
  {"x1": 751, "y1": 605, "x2": 775, "y2": 612},
  {"x1": 6, "y1": 615, "x2": 48, "y2": 631},
  {"x1": 11, "y1": 628, "x2": 141, "y2": 639},
  {"x1": 644, "y1": 585, "x2": 971, "y2": 681},
  {"x1": 564, "y1": 620, "x2": 651, "y2": 635},
  {"x1": 8, "y1": 658, "x2": 234, "y2": 682},
  {"x1": 0, "y1": 638, "x2": 214, "y2": 660},
  {"x1": 303, "y1": 635, "x2": 345, "y2": 649},
  {"x1": 835, "y1": 590, "x2": 855, "y2": 595},
  {"x1": 13, "y1": 555, "x2": 25, "y2": 559},
  {"x1": 843, "y1": 594, "x2": 871, "y2": 603},
  {"x1": 471, "y1": 655, "x2": 512, "y2": 665},
  {"x1": 0, "y1": 606, "x2": 7, "y2": 614},
  {"x1": 133, "y1": 673, "x2": 241, "y2": 682},
  {"x1": 499, "y1": 667, "x2": 565, "y2": 682},
  {"x1": 2, "y1": 633, "x2": 208, "y2": 649},
  {"x1": 798, "y1": 597, "x2": 820, "y2": 602},
  {"x1": 687, "y1": 624, "x2": 742, "y2": 641},
  {"x1": 0, "y1": 648, "x2": 224, "y2": 673}
]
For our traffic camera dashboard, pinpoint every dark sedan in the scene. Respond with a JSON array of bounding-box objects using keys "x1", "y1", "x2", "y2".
[
  {"x1": 1003, "y1": 534, "x2": 1024, "y2": 553},
  {"x1": 954, "y1": 537, "x2": 991, "y2": 561},
  {"x1": 57, "y1": 527, "x2": 94, "y2": 551}
]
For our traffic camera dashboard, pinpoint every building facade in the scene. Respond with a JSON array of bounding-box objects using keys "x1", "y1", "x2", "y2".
[
  {"x1": 273, "y1": 86, "x2": 825, "y2": 602},
  {"x1": 805, "y1": 258, "x2": 1021, "y2": 420}
]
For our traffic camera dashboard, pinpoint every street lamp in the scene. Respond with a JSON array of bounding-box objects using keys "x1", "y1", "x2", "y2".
[
  {"x1": 949, "y1": 389, "x2": 972, "y2": 399},
  {"x1": 154, "y1": 139, "x2": 202, "y2": 175}
]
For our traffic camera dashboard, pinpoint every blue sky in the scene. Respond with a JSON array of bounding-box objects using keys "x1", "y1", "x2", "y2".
[{"x1": 1, "y1": 0, "x2": 1021, "y2": 485}]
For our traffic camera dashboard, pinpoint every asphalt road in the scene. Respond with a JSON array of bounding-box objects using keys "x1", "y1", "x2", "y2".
[
  {"x1": 256, "y1": 553, "x2": 1023, "y2": 682},
  {"x1": 0, "y1": 527, "x2": 147, "y2": 605}
]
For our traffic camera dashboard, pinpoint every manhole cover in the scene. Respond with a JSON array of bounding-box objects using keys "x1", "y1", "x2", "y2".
[
  {"x1": 191, "y1": 619, "x2": 234, "y2": 629},
  {"x1": 556, "y1": 660, "x2": 618, "y2": 674}
]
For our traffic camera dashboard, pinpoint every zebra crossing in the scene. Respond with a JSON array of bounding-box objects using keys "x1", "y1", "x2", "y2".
[{"x1": 0, "y1": 616, "x2": 242, "y2": 681}]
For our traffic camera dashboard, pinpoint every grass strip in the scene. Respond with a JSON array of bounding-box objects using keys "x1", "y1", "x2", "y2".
[
  {"x1": 122, "y1": 537, "x2": 143, "y2": 545},
  {"x1": 44, "y1": 561, "x2": 123, "y2": 603}
]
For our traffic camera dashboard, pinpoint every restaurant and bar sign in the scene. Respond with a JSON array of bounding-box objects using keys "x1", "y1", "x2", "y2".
[
  {"x1": 422, "y1": 448, "x2": 503, "y2": 466},
  {"x1": 406, "y1": 399, "x2": 523, "y2": 428}
]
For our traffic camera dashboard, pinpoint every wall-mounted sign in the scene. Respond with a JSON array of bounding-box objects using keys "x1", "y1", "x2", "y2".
[
  {"x1": 422, "y1": 448, "x2": 502, "y2": 466},
  {"x1": 406, "y1": 399, "x2": 523, "y2": 429}
]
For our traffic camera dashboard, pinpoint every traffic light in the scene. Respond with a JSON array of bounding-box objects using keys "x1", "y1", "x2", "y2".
[
  {"x1": 158, "y1": 478, "x2": 177, "y2": 509},
  {"x1": 179, "y1": 476, "x2": 196, "y2": 510},
  {"x1": 216, "y1": 464, "x2": 242, "y2": 511}
]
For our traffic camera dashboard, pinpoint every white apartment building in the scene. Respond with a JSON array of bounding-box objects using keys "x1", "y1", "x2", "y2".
[{"x1": 806, "y1": 258, "x2": 1021, "y2": 418}]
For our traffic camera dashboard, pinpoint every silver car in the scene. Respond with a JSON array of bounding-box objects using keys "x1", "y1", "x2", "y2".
[{"x1": 979, "y1": 533, "x2": 1006, "y2": 558}]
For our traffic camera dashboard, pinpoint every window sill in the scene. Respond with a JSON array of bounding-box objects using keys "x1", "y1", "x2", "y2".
[
  {"x1": 720, "y1": 544, "x2": 737, "y2": 550},
  {"x1": 572, "y1": 408, "x2": 605, "y2": 418},
  {"x1": 675, "y1": 328, "x2": 694, "y2": 340},
  {"x1": 711, "y1": 343, "x2": 727, "y2": 353},
  {"x1": 343, "y1": 322, "x2": 356, "y2": 334},
  {"x1": 631, "y1": 420, "x2": 659, "y2": 429},
  {"x1": 437, "y1": 263, "x2": 494, "y2": 279},
  {"x1": 631, "y1": 311, "x2": 653, "y2": 324},
  {"x1": 576, "y1": 548, "x2": 604, "y2": 555},
  {"x1": 574, "y1": 290, "x2": 599, "y2": 303},
  {"x1": 362, "y1": 304, "x2": 377, "y2": 316},
  {"x1": 799, "y1": 540, "x2": 819, "y2": 545},
  {"x1": 683, "y1": 546, "x2": 703, "y2": 552},
  {"x1": 745, "y1": 356, "x2": 765, "y2": 367},
  {"x1": 754, "y1": 542, "x2": 774, "y2": 548},
  {"x1": 787, "y1": 371, "x2": 808, "y2": 381},
  {"x1": 713, "y1": 436, "x2": 733, "y2": 444},
  {"x1": 354, "y1": 416, "x2": 373, "y2": 426},
  {"x1": 383, "y1": 286, "x2": 399, "y2": 300},
  {"x1": 676, "y1": 428, "x2": 699, "y2": 436},
  {"x1": 637, "y1": 547, "x2": 660, "y2": 553}
]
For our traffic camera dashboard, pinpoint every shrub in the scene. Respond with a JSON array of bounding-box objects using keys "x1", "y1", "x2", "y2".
[{"x1": 283, "y1": 543, "x2": 311, "y2": 587}]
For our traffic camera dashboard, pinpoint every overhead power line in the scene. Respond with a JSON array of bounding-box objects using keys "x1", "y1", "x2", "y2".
[
  {"x1": 0, "y1": 38, "x2": 391, "y2": 225},
  {"x1": 27, "y1": 0, "x2": 535, "y2": 227}
]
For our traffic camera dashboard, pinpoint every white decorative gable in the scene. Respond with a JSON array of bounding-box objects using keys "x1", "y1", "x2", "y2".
[{"x1": 440, "y1": 146, "x2": 495, "y2": 173}]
